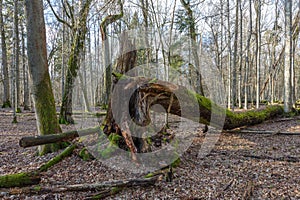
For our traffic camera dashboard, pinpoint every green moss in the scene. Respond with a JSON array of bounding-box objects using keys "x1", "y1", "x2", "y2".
[
  {"x1": 146, "y1": 137, "x2": 152, "y2": 145},
  {"x1": 38, "y1": 144, "x2": 76, "y2": 172},
  {"x1": 0, "y1": 172, "x2": 40, "y2": 188},
  {"x1": 2, "y1": 101, "x2": 11, "y2": 108},
  {"x1": 79, "y1": 147, "x2": 94, "y2": 161},
  {"x1": 33, "y1": 185, "x2": 42, "y2": 191},
  {"x1": 148, "y1": 78, "x2": 158, "y2": 83},
  {"x1": 171, "y1": 157, "x2": 181, "y2": 168},
  {"x1": 95, "y1": 112, "x2": 107, "y2": 117},
  {"x1": 90, "y1": 187, "x2": 122, "y2": 199},
  {"x1": 100, "y1": 104, "x2": 108, "y2": 110},
  {"x1": 108, "y1": 133, "x2": 122, "y2": 145},
  {"x1": 99, "y1": 145, "x2": 118, "y2": 159},
  {"x1": 16, "y1": 107, "x2": 22, "y2": 113},
  {"x1": 144, "y1": 173, "x2": 154, "y2": 178}
]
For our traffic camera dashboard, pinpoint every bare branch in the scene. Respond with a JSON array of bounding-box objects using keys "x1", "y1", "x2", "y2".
[{"x1": 46, "y1": 0, "x2": 72, "y2": 29}]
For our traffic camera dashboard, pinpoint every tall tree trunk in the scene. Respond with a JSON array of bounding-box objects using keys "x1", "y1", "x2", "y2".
[
  {"x1": 25, "y1": 0, "x2": 62, "y2": 155},
  {"x1": 271, "y1": 0, "x2": 279, "y2": 104},
  {"x1": 284, "y1": 0, "x2": 293, "y2": 112},
  {"x1": 238, "y1": 0, "x2": 243, "y2": 109},
  {"x1": 180, "y1": 0, "x2": 204, "y2": 96},
  {"x1": 100, "y1": 0, "x2": 124, "y2": 105},
  {"x1": 0, "y1": 0, "x2": 10, "y2": 108},
  {"x1": 255, "y1": 0, "x2": 261, "y2": 109},
  {"x1": 22, "y1": 23, "x2": 30, "y2": 110},
  {"x1": 13, "y1": 0, "x2": 20, "y2": 112},
  {"x1": 227, "y1": 0, "x2": 232, "y2": 109},
  {"x1": 59, "y1": 0, "x2": 92, "y2": 124},
  {"x1": 232, "y1": 0, "x2": 239, "y2": 110}
]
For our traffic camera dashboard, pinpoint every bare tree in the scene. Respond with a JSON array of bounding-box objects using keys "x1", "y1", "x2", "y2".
[
  {"x1": 284, "y1": 0, "x2": 293, "y2": 112},
  {"x1": 254, "y1": 0, "x2": 261, "y2": 109}
]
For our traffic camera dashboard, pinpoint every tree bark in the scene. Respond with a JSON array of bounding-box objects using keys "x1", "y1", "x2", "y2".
[
  {"x1": 25, "y1": 0, "x2": 62, "y2": 155},
  {"x1": 0, "y1": 0, "x2": 11, "y2": 108},
  {"x1": 284, "y1": 0, "x2": 293, "y2": 112},
  {"x1": 59, "y1": 0, "x2": 92, "y2": 124},
  {"x1": 100, "y1": 0, "x2": 124, "y2": 105},
  {"x1": 1, "y1": 177, "x2": 157, "y2": 196},
  {"x1": 20, "y1": 127, "x2": 101, "y2": 148},
  {"x1": 179, "y1": 0, "x2": 204, "y2": 96}
]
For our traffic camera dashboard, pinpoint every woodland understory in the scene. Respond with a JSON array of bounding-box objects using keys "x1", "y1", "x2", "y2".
[{"x1": 0, "y1": 107, "x2": 299, "y2": 199}]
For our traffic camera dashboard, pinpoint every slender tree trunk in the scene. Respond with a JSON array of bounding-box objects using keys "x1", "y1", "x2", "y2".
[
  {"x1": 284, "y1": 0, "x2": 293, "y2": 112},
  {"x1": 0, "y1": 0, "x2": 11, "y2": 108},
  {"x1": 13, "y1": 0, "x2": 20, "y2": 112},
  {"x1": 271, "y1": 0, "x2": 279, "y2": 104},
  {"x1": 227, "y1": 0, "x2": 232, "y2": 109},
  {"x1": 59, "y1": 0, "x2": 92, "y2": 124},
  {"x1": 232, "y1": 0, "x2": 239, "y2": 110},
  {"x1": 100, "y1": 0, "x2": 123, "y2": 105},
  {"x1": 238, "y1": 1, "x2": 243, "y2": 109},
  {"x1": 180, "y1": 0, "x2": 204, "y2": 96},
  {"x1": 255, "y1": 0, "x2": 261, "y2": 109},
  {"x1": 25, "y1": 0, "x2": 62, "y2": 155},
  {"x1": 22, "y1": 23, "x2": 30, "y2": 110}
]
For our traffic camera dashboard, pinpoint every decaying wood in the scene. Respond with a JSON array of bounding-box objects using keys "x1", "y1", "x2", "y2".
[
  {"x1": 0, "y1": 177, "x2": 158, "y2": 196},
  {"x1": 19, "y1": 76, "x2": 286, "y2": 149},
  {"x1": 242, "y1": 154, "x2": 299, "y2": 163},
  {"x1": 228, "y1": 129, "x2": 300, "y2": 135},
  {"x1": 19, "y1": 127, "x2": 101, "y2": 148},
  {"x1": 0, "y1": 144, "x2": 76, "y2": 188},
  {"x1": 113, "y1": 76, "x2": 285, "y2": 130}
]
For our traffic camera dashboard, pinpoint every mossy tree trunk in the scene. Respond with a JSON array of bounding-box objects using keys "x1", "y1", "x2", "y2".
[
  {"x1": 25, "y1": 0, "x2": 62, "y2": 155},
  {"x1": 59, "y1": 0, "x2": 92, "y2": 124},
  {"x1": 111, "y1": 76, "x2": 285, "y2": 130}
]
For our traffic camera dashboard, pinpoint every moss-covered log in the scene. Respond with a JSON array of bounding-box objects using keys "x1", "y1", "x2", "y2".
[
  {"x1": 0, "y1": 144, "x2": 76, "y2": 188},
  {"x1": 114, "y1": 76, "x2": 285, "y2": 130},
  {"x1": 19, "y1": 127, "x2": 101, "y2": 148},
  {"x1": 0, "y1": 172, "x2": 40, "y2": 188},
  {"x1": 38, "y1": 144, "x2": 76, "y2": 172}
]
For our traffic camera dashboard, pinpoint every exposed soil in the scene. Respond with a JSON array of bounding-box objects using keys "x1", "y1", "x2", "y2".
[{"x1": 0, "y1": 108, "x2": 300, "y2": 199}]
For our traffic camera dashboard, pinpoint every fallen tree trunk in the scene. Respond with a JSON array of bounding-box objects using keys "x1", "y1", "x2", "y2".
[
  {"x1": 19, "y1": 127, "x2": 101, "y2": 148},
  {"x1": 19, "y1": 78, "x2": 286, "y2": 148},
  {"x1": 0, "y1": 144, "x2": 76, "y2": 188},
  {"x1": 117, "y1": 76, "x2": 285, "y2": 130},
  {"x1": 228, "y1": 129, "x2": 300, "y2": 135},
  {"x1": 0, "y1": 177, "x2": 157, "y2": 196}
]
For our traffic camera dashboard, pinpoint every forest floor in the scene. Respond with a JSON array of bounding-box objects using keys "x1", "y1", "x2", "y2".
[{"x1": 0, "y1": 107, "x2": 300, "y2": 199}]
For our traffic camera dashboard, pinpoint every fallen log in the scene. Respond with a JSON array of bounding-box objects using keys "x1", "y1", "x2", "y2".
[
  {"x1": 228, "y1": 129, "x2": 300, "y2": 135},
  {"x1": 19, "y1": 77, "x2": 287, "y2": 149},
  {"x1": 120, "y1": 77, "x2": 285, "y2": 130},
  {"x1": 0, "y1": 177, "x2": 158, "y2": 196},
  {"x1": 0, "y1": 144, "x2": 76, "y2": 188},
  {"x1": 19, "y1": 127, "x2": 101, "y2": 148}
]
